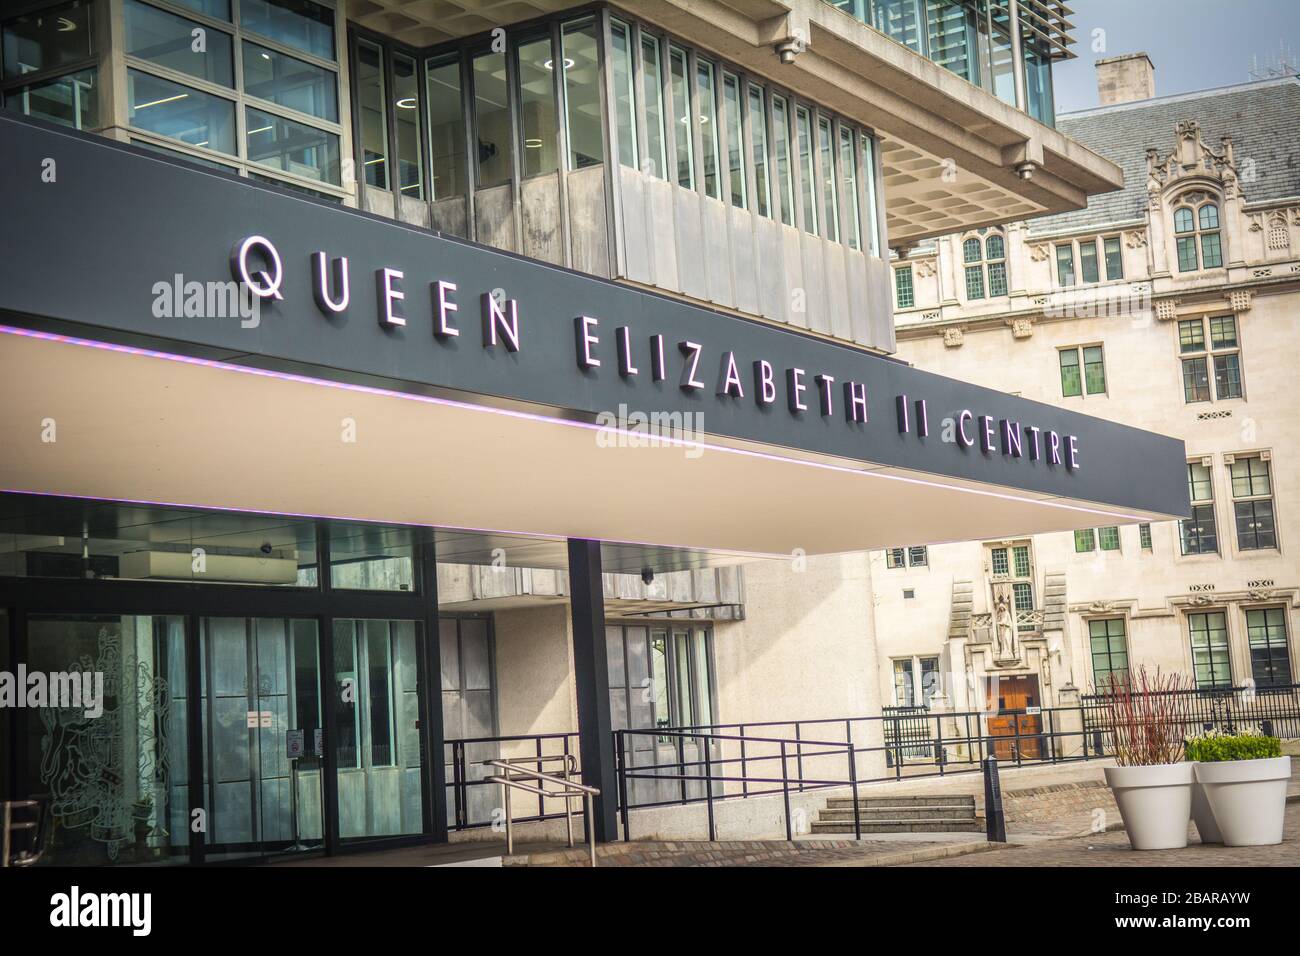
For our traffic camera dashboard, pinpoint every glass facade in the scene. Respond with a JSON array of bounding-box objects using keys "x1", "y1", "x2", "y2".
[
  {"x1": 825, "y1": 0, "x2": 1062, "y2": 125},
  {"x1": 0, "y1": 493, "x2": 447, "y2": 865}
]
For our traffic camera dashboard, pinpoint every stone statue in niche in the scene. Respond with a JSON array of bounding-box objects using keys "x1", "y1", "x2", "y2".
[{"x1": 994, "y1": 591, "x2": 1016, "y2": 661}]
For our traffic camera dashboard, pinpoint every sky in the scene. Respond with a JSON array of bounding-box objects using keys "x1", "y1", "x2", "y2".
[{"x1": 1052, "y1": 0, "x2": 1300, "y2": 114}]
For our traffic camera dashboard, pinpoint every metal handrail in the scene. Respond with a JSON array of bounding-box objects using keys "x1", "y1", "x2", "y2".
[
  {"x1": 2, "y1": 799, "x2": 49, "y2": 868},
  {"x1": 483, "y1": 756, "x2": 600, "y2": 867}
]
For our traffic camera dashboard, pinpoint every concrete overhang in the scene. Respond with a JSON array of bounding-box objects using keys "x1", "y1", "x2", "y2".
[{"x1": 351, "y1": 0, "x2": 1123, "y2": 246}]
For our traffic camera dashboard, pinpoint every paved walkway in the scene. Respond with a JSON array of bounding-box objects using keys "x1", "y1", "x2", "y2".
[{"x1": 910, "y1": 802, "x2": 1300, "y2": 867}]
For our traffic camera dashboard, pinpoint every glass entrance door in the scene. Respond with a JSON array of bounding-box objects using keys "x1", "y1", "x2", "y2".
[{"x1": 199, "y1": 617, "x2": 323, "y2": 860}]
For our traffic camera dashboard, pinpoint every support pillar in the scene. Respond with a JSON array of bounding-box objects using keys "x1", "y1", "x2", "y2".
[{"x1": 567, "y1": 538, "x2": 618, "y2": 842}]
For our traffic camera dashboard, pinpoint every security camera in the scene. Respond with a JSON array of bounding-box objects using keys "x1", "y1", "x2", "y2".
[
  {"x1": 641, "y1": 567, "x2": 655, "y2": 586},
  {"x1": 1015, "y1": 161, "x2": 1035, "y2": 181},
  {"x1": 260, "y1": 542, "x2": 274, "y2": 555}
]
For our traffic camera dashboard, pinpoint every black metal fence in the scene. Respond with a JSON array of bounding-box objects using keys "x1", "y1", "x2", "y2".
[
  {"x1": 449, "y1": 683, "x2": 1300, "y2": 838},
  {"x1": 445, "y1": 731, "x2": 578, "y2": 830},
  {"x1": 1081, "y1": 682, "x2": 1300, "y2": 754}
]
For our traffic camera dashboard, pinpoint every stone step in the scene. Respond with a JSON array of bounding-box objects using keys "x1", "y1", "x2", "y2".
[
  {"x1": 825, "y1": 794, "x2": 976, "y2": 809},
  {"x1": 817, "y1": 806, "x2": 977, "y2": 822},
  {"x1": 810, "y1": 819, "x2": 986, "y2": 834}
]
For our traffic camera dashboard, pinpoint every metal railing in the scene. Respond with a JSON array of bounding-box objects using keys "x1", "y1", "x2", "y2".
[
  {"x1": 2, "y1": 798, "x2": 50, "y2": 867},
  {"x1": 1082, "y1": 681, "x2": 1300, "y2": 748},
  {"x1": 483, "y1": 756, "x2": 599, "y2": 867},
  {"x1": 446, "y1": 732, "x2": 578, "y2": 830}
]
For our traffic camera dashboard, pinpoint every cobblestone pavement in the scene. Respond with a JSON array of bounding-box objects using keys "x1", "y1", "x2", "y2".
[
  {"x1": 506, "y1": 837, "x2": 992, "y2": 867},
  {"x1": 908, "y1": 802, "x2": 1300, "y2": 867}
]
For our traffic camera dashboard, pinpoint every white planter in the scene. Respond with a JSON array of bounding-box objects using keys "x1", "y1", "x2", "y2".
[
  {"x1": 1190, "y1": 770, "x2": 1223, "y2": 844},
  {"x1": 1194, "y1": 756, "x2": 1291, "y2": 847},
  {"x1": 1104, "y1": 763, "x2": 1195, "y2": 850}
]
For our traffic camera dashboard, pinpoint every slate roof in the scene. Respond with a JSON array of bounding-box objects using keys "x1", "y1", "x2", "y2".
[{"x1": 1027, "y1": 76, "x2": 1300, "y2": 237}]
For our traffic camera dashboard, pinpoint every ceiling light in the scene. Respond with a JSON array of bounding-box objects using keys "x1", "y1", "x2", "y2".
[
  {"x1": 525, "y1": 138, "x2": 543, "y2": 148},
  {"x1": 134, "y1": 93, "x2": 188, "y2": 109},
  {"x1": 395, "y1": 97, "x2": 416, "y2": 109},
  {"x1": 57, "y1": 17, "x2": 76, "y2": 32},
  {"x1": 543, "y1": 58, "x2": 575, "y2": 71}
]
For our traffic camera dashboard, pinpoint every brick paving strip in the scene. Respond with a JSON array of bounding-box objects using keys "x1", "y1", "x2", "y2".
[{"x1": 502, "y1": 838, "x2": 995, "y2": 867}]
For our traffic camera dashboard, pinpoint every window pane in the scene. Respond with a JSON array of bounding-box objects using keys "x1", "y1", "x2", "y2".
[
  {"x1": 128, "y1": 68, "x2": 235, "y2": 153},
  {"x1": 242, "y1": 41, "x2": 335, "y2": 120},
  {"x1": 240, "y1": 0, "x2": 334, "y2": 61},
  {"x1": 895, "y1": 266, "x2": 914, "y2": 308},
  {"x1": 365, "y1": 622, "x2": 394, "y2": 766},
  {"x1": 1188, "y1": 462, "x2": 1214, "y2": 502},
  {"x1": 516, "y1": 35, "x2": 558, "y2": 177},
  {"x1": 963, "y1": 237, "x2": 981, "y2": 263},
  {"x1": 771, "y1": 94, "x2": 793, "y2": 225},
  {"x1": 245, "y1": 105, "x2": 339, "y2": 184},
  {"x1": 1012, "y1": 545, "x2": 1030, "y2": 577},
  {"x1": 1098, "y1": 526, "x2": 1120, "y2": 550},
  {"x1": 610, "y1": 20, "x2": 636, "y2": 168},
  {"x1": 1246, "y1": 608, "x2": 1290, "y2": 687},
  {"x1": 749, "y1": 85, "x2": 769, "y2": 217},
  {"x1": 1180, "y1": 503, "x2": 1218, "y2": 555},
  {"x1": 1083, "y1": 345, "x2": 1106, "y2": 394},
  {"x1": 640, "y1": 35, "x2": 666, "y2": 179},
  {"x1": 1209, "y1": 315, "x2": 1237, "y2": 349},
  {"x1": 171, "y1": 0, "x2": 232, "y2": 18},
  {"x1": 1059, "y1": 348, "x2": 1081, "y2": 397},
  {"x1": 796, "y1": 106, "x2": 815, "y2": 234},
  {"x1": 817, "y1": 116, "x2": 838, "y2": 242},
  {"x1": 328, "y1": 523, "x2": 417, "y2": 590},
  {"x1": 696, "y1": 59, "x2": 719, "y2": 198},
  {"x1": 460, "y1": 619, "x2": 491, "y2": 691},
  {"x1": 563, "y1": 20, "x2": 605, "y2": 166},
  {"x1": 668, "y1": 45, "x2": 692, "y2": 189},
  {"x1": 1177, "y1": 235, "x2": 1198, "y2": 272},
  {"x1": 1213, "y1": 353, "x2": 1242, "y2": 399},
  {"x1": 1178, "y1": 319, "x2": 1205, "y2": 352},
  {"x1": 893, "y1": 659, "x2": 915, "y2": 706},
  {"x1": 1188, "y1": 612, "x2": 1231, "y2": 689},
  {"x1": 2, "y1": 0, "x2": 94, "y2": 79},
  {"x1": 1074, "y1": 529, "x2": 1095, "y2": 552},
  {"x1": 908, "y1": 545, "x2": 928, "y2": 567},
  {"x1": 722, "y1": 72, "x2": 745, "y2": 208},
  {"x1": 1103, "y1": 236, "x2": 1123, "y2": 279},
  {"x1": 1181, "y1": 356, "x2": 1210, "y2": 402},
  {"x1": 693, "y1": 630, "x2": 713, "y2": 726},
  {"x1": 1174, "y1": 207, "x2": 1193, "y2": 233},
  {"x1": 126, "y1": 0, "x2": 233, "y2": 87},
  {"x1": 1139, "y1": 523, "x2": 1152, "y2": 549},
  {"x1": 1230, "y1": 457, "x2": 1270, "y2": 497},
  {"x1": 356, "y1": 40, "x2": 387, "y2": 188},
  {"x1": 964, "y1": 265, "x2": 984, "y2": 299},
  {"x1": 986, "y1": 234, "x2": 1005, "y2": 259},
  {"x1": 886, "y1": 547, "x2": 905, "y2": 569},
  {"x1": 990, "y1": 548, "x2": 1008, "y2": 575},
  {"x1": 426, "y1": 55, "x2": 466, "y2": 199},
  {"x1": 472, "y1": 50, "x2": 511, "y2": 188},
  {"x1": 860, "y1": 132, "x2": 879, "y2": 255},
  {"x1": 1198, "y1": 203, "x2": 1219, "y2": 230},
  {"x1": 1200, "y1": 232, "x2": 1223, "y2": 269},
  {"x1": 988, "y1": 261, "x2": 1007, "y2": 296},
  {"x1": 1055, "y1": 243, "x2": 1074, "y2": 285},
  {"x1": 3, "y1": 66, "x2": 97, "y2": 129},
  {"x1": 1235, "y1": 499, "x2": 1276, "y2": 550},
  {"x1": 1079, "y1": 239, "x2": 1099, "y2": 283},
  {"x1": 392, "y1": 53, "x2": 422, "y2": 197}
]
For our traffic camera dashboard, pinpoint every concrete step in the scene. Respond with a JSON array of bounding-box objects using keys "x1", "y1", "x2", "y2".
[
  {"x1": 817, "y1": 806, "x2": 977, "y2": 822},
  {"x1": 825, "y1": 794, "x2": 976, "y2": 809},
  {"x1": 811, "y1": 819, "x2": 986, "y2": 834}
]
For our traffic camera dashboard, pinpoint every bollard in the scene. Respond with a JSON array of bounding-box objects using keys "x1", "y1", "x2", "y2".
[{"x1": 982, "y1": 754, "x2": 1007, "y2": 843}]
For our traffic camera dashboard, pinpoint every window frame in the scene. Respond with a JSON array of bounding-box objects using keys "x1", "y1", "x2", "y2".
[
  {"x1": 1245, "y1": 606, "x2": 1293, "y2": 688},
  {"x1": 1172, "y1": 196, "x2": 1224, "y2": 272},
  {"x1": 1229, "y1": 454, "x2": 1277, "y2": 552},
  {"x1": 1187, "y1": 609, "x2": 1233, "y2": 690},
  {"x1": 1057, "y1": 343, "x2": 1106, "y2": 398},
  {"x1": 1088, "y1": 616, "x2": 1129, "y2": 689},
  {"x1": 1177, "y1": 314, "x2": 1245, "y2": 403},
  {"x1": 1180, "y1": 459, "x2": 1219, "y2": 556},
  {"x1": 116, "y1": 0, "x2": 347, "y2": 196}
]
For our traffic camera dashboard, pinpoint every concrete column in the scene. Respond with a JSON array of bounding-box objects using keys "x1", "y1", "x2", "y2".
[{"x1": 567, "y1": 539, "x2": 618, "y2": 842}]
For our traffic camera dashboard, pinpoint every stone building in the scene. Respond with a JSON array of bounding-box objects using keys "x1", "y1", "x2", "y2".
[{"x1": 876, "y1": 56, "x2": 1300, "y2": 722}]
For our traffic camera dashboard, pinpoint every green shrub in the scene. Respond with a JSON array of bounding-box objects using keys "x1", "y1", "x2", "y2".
[{"x1": 1184, "y1": 733, "x2": 1281, "y2": 763}]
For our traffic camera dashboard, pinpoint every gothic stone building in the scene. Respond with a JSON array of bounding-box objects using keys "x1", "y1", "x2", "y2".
[{"x1": 878, "y1": 57, "x2": 1300, "y2": 721}]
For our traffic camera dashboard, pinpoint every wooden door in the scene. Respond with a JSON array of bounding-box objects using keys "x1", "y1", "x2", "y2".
[{"x1": 985, "y1": 675, "x2": 1043, "y2": 760}]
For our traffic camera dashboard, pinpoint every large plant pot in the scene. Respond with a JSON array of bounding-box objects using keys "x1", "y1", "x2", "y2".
[
  {"x1": 1190, "y1": 770, "x2": 1223, "y2": 844},
  {"x1": 1104, "y1": 763, "x2": 1195, "y2": 850},
  {"x1": 1194, "y1": 756, "x2": 1291, "y2": 847}
]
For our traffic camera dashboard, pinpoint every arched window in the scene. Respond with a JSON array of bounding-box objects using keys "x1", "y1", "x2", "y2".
[
  {"x1": 962, "y1": 231, "x2": 1007, "y2": 299},
  {"x1": 1173, "y1": 198, "x2": 1223, "y2": 272}
]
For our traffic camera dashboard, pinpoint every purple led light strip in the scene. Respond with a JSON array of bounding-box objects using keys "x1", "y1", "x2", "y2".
[{"x1": 0, "y1": 323, "x2": 1153, "y2": 526}]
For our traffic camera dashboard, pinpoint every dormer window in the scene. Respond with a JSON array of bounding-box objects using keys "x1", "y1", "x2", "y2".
[
  {"x1": 1174, "y1": 199, "x2": 1223, "y2": 272},
  {"x1": 962, "y1": 231, "x2": 1007, "y2": 299}
]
